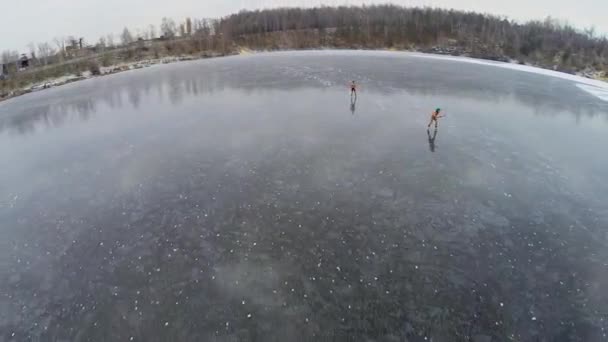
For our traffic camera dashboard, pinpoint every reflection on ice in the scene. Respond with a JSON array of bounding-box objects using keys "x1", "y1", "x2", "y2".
[
  {"x1": 427, "y1": 128, "x2": 438, "y2": 152},
  {"x1": 0, "y1": 51, "x2": 607, "y2": 136}
]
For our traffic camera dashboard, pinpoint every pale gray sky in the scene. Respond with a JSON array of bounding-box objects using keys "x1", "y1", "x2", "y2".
[{"x1": 1, "y1": 0, "x2": 607, "y2": 52}]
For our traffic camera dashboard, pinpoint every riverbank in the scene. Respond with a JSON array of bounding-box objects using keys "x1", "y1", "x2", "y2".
[{"x1": 0, "y1": 53, "x2": 232, "y2": 103}]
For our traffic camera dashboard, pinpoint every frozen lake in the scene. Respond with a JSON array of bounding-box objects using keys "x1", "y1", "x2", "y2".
[{"x1": 1, "y1": 51, "x2": 608, "y2": 341}]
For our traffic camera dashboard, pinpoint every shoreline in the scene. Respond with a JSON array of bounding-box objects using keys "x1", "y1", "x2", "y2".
[
  {"x1": 1, "y1": 48, "x2": 606, "y2": 105},
  {"x1": 0, "y1": 53, "x2": 230, "y2": 104}
]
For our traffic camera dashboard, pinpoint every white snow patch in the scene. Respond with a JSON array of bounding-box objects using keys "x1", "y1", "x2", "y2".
[{"x1": 576, "y1": 84, "x2": 608, "y2": 102}]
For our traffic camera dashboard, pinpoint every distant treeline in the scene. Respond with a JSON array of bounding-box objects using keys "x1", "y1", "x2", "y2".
[{"x1": 218, "y1": 5, "x2": 608, "y2": 74}]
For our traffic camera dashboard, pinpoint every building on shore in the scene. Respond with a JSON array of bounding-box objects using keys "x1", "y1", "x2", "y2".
[
  {"x1": 0, "y1": 54, "x2": 32, "y2": 78},
  {"x1": 19, "y1": 54, "x2": 30, "y2": 70}
]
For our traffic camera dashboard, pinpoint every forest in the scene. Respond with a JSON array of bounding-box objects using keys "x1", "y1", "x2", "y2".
[{"x1": 217, "y1": 5, "x2": 607, "y2": 74}]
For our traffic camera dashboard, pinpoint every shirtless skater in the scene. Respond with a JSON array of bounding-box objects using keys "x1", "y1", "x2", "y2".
[{"x1": 427, "y1": 108, "x2": 443, "y2": 129}]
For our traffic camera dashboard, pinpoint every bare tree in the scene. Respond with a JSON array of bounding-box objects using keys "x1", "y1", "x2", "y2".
[
  {"x1": 134, "y1": 28, "x2": 147, "y2": 41},
  {"x1": 96, "y1": 37, "x2": 107, "y2": 52},
  {"x1": 186, "y1": 17, "x2": 193, "y2": 36},
  {"x1": 141, "y1": 28, "x2": 150, "y2": 41},
  {"x1": 200, "y1": 19, "x2": 212, "y2": 36},
  {"x1": 121, "y1": 27, "x2": 134, "y2": 46},
  {"x1": 37, "y1": 42, "x2": 54, "y2": 65},
  {"x1": 27, "y1": 43, "x2": 37, "y2": 65},
  {"x1": 2, "y1": 50, "x2": 14, "y2": 64},
  {"x1": 148, "y1": 24, "x2": 157, "y2": 39},
  {"x1": 67, "y1": 36, "x2": 79, "y2": 49},
  {"x1": 105, "y1": 34, "x2": 115, "y2": 48},
  {"x1": 161, "y1": 17, "x2": 177, "y2": 38},
  {"x1": 53, "y1": 36, "x2": 66, "y2": 60}
]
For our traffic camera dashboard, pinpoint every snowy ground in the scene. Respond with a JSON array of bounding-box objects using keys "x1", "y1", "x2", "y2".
[{"x1": 0, "y1": 51, "x2": 607, "y2": 341}]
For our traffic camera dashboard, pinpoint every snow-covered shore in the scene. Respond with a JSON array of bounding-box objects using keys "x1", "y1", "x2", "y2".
[{"x1": 0, "y1": 55, "x2": 203, "y2": 103}]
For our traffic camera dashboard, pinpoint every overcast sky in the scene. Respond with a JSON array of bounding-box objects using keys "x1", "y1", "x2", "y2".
[{"x1": 2, "y1": 0, "x2": 607, "y2": 52}]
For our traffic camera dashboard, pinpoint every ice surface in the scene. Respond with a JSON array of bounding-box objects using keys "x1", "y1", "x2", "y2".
[{"x1": 0, "y1": 51, "x2": 607, "y2": 341}]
